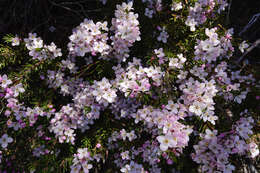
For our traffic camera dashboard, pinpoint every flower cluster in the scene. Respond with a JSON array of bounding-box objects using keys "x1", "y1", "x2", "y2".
[
  {"x1": 68, "y1": 19, "x2": 110, "y2": 57},
  {"x1": 49, "y1": 105, "x2": 77, "y2": 144},
  {"x1": 67, "y1": 1, "x2": 141, "y2": 62},
  {"x1": 192, "y1": 116, "x2": 256, "y2": 173},
  {"x1": 180, "y1": 78, "x2": 218, "y2": 124},
  {"x1": 185, "y1": 0, "x2": 228, "y2": 31},
  {"x1": 111, "y1": 1, "x2": 141, "y2": 61},
  {"x1": 24, "y1": 33, "x2": 62, "y2": 60},
  {"x1": 132, "y1": 102, "x2": 193, "y2": 153},
  {"x1": 0, "y1": 74, "x2": 50, "y2": 131},
  {"x1": 32, "y1": 145, "x2": 50, "y2": 157},
  {"x1": 142, "y1": 0, "x2": 162, "y2": 18},
  {"x1": 92, "y1": 77, "x2": 117, "y2": 106},
  {"x1": 108, "y1": 134, "x2": 162, "y2": 172},
  {"x1": 120, "y1": 161, "x2": 146, "y2": 173},
  {"x1": 171, "y1": 2, "x2": 183, "y2": 11},
  {"x1": 108, "y1": 129, "x2": 137, "y2": 143},
  {"x1": 1, "y1": 1, "x2": 259, "y2": 172},
  {"x1": 0, "y1": 134, "x2": 13, "y2": 149},
  {"x1": 70, "y1": 148, "x2": 93, "y2": 173},
  {"x1": 194, "y1": 28, "x2": 233, "y2": 63},
  {"x1": 114, "y1": 58, "x2": 164, "y2": 97},
  {"x1": 169, "y1": 53, "x2": 186, "y2": 69},
  {"x1": 157, "y1": 26, "x2": 169, "y2": 43}
]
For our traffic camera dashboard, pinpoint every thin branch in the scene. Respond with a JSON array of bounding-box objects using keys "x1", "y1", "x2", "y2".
[
  {"x1": 30, "y1": 19, "x2": 50, "y2": 33},
  {"x1": 239, "y1": 12, "x2": 260, "y2": 36},
  {"x1": 59, "y1": 0, "x2": 96, "y2": 5},
  {"x1": 237, "y1": 38, "x2": 260, "y2": 63},
  {"x1": 225, "y1": 0, "x2": 232, "y2": 25},
  {"x1": 76, "y1": 2, "x2": 88, "y2": 18},
  {"x1": 48, "y1": 0, "x2": 84, "y2": 20}
]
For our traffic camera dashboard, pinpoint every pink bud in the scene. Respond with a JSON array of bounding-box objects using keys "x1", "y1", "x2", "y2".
[
  {"x1": 167, "y1": 159, "x2": 173, "y2": 165},
  {"x1": 5, "y1": 110, "x2": 11, "y2": 117},
  {"x1": 7, "y1": 103, "x2": 14, "y2": 108},
  {"x1": 40, "y1": 75, "x2": 45, "y2": 80},
  {"x1": 91, "y1": 51, "x2": 96, "y2": 56},
  {"x1": 162, "y1": 152, "x2": 167, "y2": 158},
  {"x1": 130, "y1": 93, "x2": 135, "y2": 98},
  {"x1": 21, "y1": 123, "x2": 26, "y2": 128},
  {"x1": 96, "y1": 143, "x2": 101, "y2": 148}
]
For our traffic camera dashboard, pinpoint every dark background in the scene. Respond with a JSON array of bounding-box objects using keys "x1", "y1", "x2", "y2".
[
  {"x1": 0, "y1": 0, "x2": 259, "y2": 62},
  {"x1": 0, "y1": 0, "x2": 259, "y2": 82},
  {"x1": 0, "y1": 1, "x2": 259, "y2": 49}
]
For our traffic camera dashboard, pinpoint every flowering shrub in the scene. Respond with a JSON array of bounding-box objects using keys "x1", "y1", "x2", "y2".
[{"x1": 0, "y1": 0, "x2": 259, "y2": 172}]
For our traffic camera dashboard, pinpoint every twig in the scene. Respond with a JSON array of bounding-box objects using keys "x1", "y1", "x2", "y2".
[
  {"x1": 76, "y1": 2, "x2": 88, "y2": 18},
  {"x1": 30, "y1": 19, "x2": 50, "y2": 33},
  {"x1": 237, "y1": 38, "x2": 260, "y2": 63},
  {"x1": 239, "y1": 12, "x2": 260, "y2": 36},
  {"x1": 225, "y1": 0, "x2": 232, "y2": 25},
  {"x1": 60, "y1": 0, "x2": 94, "y2": 5},
  {"x1": 48, "y1": 0, "x2": 83, "y2": 20}
]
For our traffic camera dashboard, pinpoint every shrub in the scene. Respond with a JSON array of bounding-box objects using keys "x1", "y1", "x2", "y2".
[{"x1": 0, "y1": 0, "x2": 259, "y2": 172}]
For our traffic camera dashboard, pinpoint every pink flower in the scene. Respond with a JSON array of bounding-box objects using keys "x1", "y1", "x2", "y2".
[{"x1": 96, "y1": 143, "x2": 101, "y2": 148}]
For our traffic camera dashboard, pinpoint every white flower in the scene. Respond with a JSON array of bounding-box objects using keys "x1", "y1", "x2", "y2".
[
  {"x1": 234, "y1": 92, "x2": 247, "y2": 104},
  {"x1": 145, "y1": 8, "x2": 154, "y2": 18},
  {"x1": 157, "y1": 135, "x2": 177, "y2": 151},
  {"x1": 223, "y1": 164, "x2": 235, "y2": 173},
  {"x1": 120, "y1": 129, "x2": 127, "y2": 140},
  {"x1": 154, "y1": 48, "x2": 165, "y2": 58},
  {"x1": 13, "y1": 83, "x2": 25, "y2": 97},
  {"x1": 177, "y1": 53, "x2": 186, "y2": 63},
  {"x1": 249, "y1": 142, "x2": 259, "y2": 158},
  {"x1": 239, "y1": 41, "x2": 249, "y2": 53},
  {"x1": 189, "y1": 102, "x2": 202, "y2": 115},
  {"x1": 185, "y1": 18, "x2": 197, "y2": 32},
  {"x1": 103, "y1": 89, "x2": 117, "y2": 103},
  {"x1": 121, "y1": 151, "x2": 130, "y2": 160},
  {"x1": 0, "y1": 134, "x2": 13, "y2": 148},
  {"x1": 169, "y1": 58, "x2": 179, "y2": 69},
  {"x1": 82, "y1": 163, "x2": 93, "y2": 173},
  {"x1": 11, "y1": 36, "x2": 20, "y2": 46},
  {"x1": 171, "y1": 2, "x2": 182, "y2": 11},
  {"x1": 204, "y1": 129, "x2": 217, "y2": 139},
  {"x1": 77, "y1": 148, "x2": 90, "y2": 160},
  {"x1": 207, "y1": 115, "x2": 218, "y2": 125},
  {"x1": 1, "y1": 75, "x2": 12, "y2": 88},
  {"x1": 92, "y1": 89, "x2": 103, "y2": 102},
  {"x1": 165, "y1": 100, "x2": 179, "y2": 114},
  {"x1": 70, "y1": 165, "x2": 81, "y2": 173},
  {"x1": 127, "y1": 130, "x2": 136, "y2": 141},
  {"x1": 32, "y1": 38, "x2": 43, "y2": 49},
  {"x1": 157, "y1": 30, "x2": 169, "y2": 43},
  {"x1": 121, "y1": 164, "x2": 131, "y2": 173}
]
